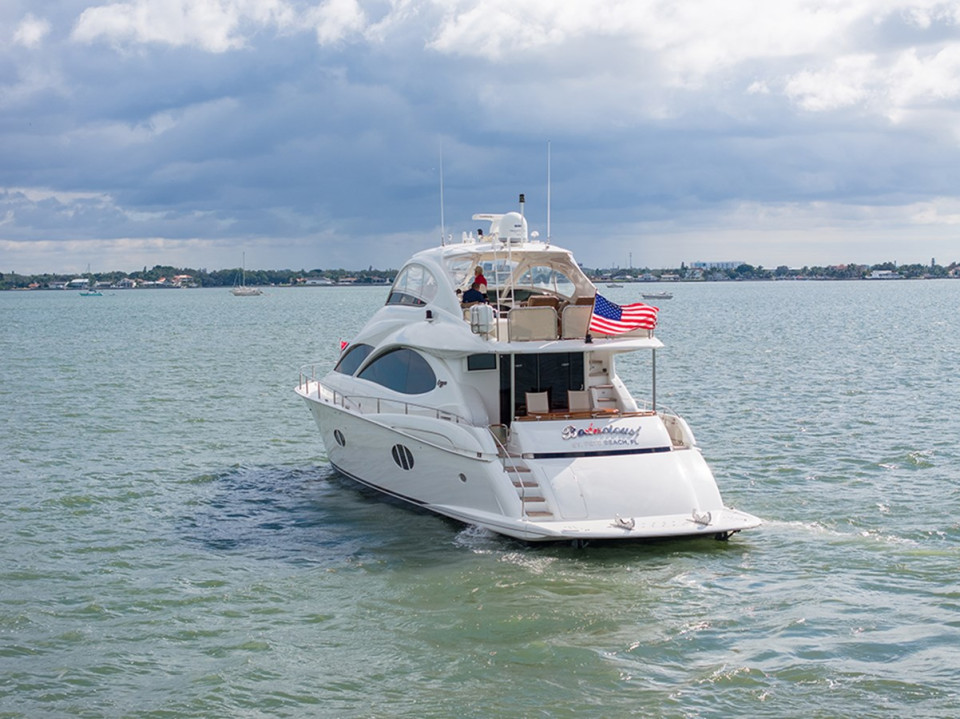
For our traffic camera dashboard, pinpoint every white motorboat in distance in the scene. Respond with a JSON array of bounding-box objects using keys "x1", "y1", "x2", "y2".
[
  {"x1": 642, "y1": 291, "x2": 673, "y2": 300},
  {"x1": 296, "y1": 197, "x2": 761, "y2": 542}
]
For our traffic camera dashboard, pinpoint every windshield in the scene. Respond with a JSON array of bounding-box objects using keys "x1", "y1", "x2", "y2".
[
  {"x1": 385, "y1": 263, "x2": 439, "y2": 306},
  {"x1": 515, "y1": 265, "x2": 577, "y2": 298}
]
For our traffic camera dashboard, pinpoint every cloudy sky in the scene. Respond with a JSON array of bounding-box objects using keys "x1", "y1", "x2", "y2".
[{"x1": 2, "y1": 0, "x2": 960, "y2": 274}]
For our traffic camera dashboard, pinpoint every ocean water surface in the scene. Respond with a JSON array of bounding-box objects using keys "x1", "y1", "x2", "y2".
[{"x1": 2, "y1": 280, "x2": 959, "y2": 717}]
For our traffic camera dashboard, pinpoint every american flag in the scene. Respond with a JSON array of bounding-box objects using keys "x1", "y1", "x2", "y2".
[{"x1": 589, "y1": 294, "x2": 659, "y2": 334}]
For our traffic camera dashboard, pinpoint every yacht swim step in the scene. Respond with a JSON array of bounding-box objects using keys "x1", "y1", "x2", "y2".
[
  {"x1": 525, "y1": 511, "x2": 554, "y2": 518},
  {"x1": 503, "y1": 465, "x2": 531, "y2": 472},
  {"x1": 512, "y1": 478, "x2": 539, "y2": 487},
  {"x1": 521, "y1": 495, "x2": 546, "y2": 503}
]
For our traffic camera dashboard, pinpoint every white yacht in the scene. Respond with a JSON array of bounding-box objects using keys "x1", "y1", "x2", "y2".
[{"x1": 296, "y1": 197, "x2": 760, "y2": 542}]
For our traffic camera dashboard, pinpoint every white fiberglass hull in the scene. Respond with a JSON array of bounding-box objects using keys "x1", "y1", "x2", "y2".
[{"x1": 297, "y1": 383, "x2": 761, "y2": 542}]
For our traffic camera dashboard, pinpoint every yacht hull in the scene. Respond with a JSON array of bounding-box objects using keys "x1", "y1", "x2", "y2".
[{"x1": 298, "y1": 386, "x2": 761, "y2": 542}]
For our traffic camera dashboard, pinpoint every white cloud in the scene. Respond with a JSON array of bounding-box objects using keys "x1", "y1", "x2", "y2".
[
  {"x1": 888, "y1": 45, "x2": 960, "y2": 106},
  {"x1": 68, "y1": 0, "x2": 368, "y2": 51},
  {"x1": 2, "y1": 187, "x2": 111, "y2": 205},
  {"x1": 305, "y1": 0, "x2": 366, "y2": 45},
  {"x1": 14, "y1": 14, "x2": 51, "y2": 48},
  {"x1": 71, "y1": 0, "x2": 297, "y2": 52},
  {"x1": 784, "y1": 55, "x2": 877, "y2": 112},
  {"x1": 910, "y1": 196, "x2": 960, "y2": 224},
  {"x1": 425, "y1": 0, "x2": 868, "y2": 77}
]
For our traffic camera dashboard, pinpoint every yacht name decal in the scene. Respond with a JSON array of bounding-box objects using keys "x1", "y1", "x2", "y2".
[{"x1": 561, "y1": 423, "x2": 641, "y2": 442}]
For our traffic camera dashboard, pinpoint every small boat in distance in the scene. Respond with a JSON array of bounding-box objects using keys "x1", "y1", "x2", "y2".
[
  {"x1": 231, "y1": 253, "x2": 263, "y2": 296},
  {"x1": 605, "y1": 282, "x2": 623, "y2": 288},
  {"x1": 79, "y1": 290, "x2": 102, "y2": 296},
  {"x1": 642, "y1": 291, "x2": 673, "y2": 300},
  {"x1": 295, "y1": 195, "x2": 761, "y2": 543}
]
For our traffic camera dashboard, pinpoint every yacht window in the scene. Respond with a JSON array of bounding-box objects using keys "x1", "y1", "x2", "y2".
[
  {"x1": 334, "y1": 343, "x2": 373, "y2": 375},
  {"x1": 385, "y1": 264, "x2": 439, "y2": 306},
  {"x1": 516, "y1": 266, "x2": 576, "y2": 299},
  {"x1": 358, "y1": 348, "x2": 437, "y2": 395},
  {"x1": 467, "y1": 354, "x2": 497, "y2": 371}
]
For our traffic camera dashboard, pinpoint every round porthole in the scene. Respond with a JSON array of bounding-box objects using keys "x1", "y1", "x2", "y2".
[
  {"x1": 333, "y1": 429, "x2": 346, "y2": 447},
  {"x1": 458, "y1": 473, "x2": 467, "y2": 483},
  {"x1": 391, "y1": 444, "x2": 414, "y2": 470}
]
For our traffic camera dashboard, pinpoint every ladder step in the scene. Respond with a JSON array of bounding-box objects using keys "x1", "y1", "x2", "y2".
[
  {"x1": 525, "y1": 511, "x2": 553, "y2": 518},
  {"x1": 521, "y1": 496, "x2": 546, "y2": 503},
  {"x1": 504, "y1": 465, "x2": 531, "y2": 472},
  {"x1": 512, "y1": 479, "x2": 538, "y2": 488}
]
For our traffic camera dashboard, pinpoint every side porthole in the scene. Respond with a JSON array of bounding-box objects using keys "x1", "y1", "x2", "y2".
[
  {"x1": 458, "y1": 473, "x2": 467, "y2": 483},
  {"x1": 333, "y1": 429, "x2": 346, "y2": 447},
  {"x1": 391, "y1": 444, "x2": 414, "y2": 470}
]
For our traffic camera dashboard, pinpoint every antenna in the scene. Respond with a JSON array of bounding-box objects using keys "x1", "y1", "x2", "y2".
[
  {"x1": 439, "y1": 143, "x2": 446, "y2": 246},
  {"x1": 546, "y1": 141, "x2": 551, "y2": 245}
]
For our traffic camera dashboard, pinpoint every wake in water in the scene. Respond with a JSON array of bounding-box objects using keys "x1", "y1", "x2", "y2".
[
  {"x1": 182, "y1": 464, "x2": 384, "y2": 566},
  {"x1": 182, "y1": 463, "x2": 487, "y2": 566}
]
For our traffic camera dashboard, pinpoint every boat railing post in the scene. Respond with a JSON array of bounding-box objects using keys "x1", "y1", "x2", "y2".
[
  {"x1": 488, "y1": 425, "x2": 526, "y2": 509},
  {"x1": 652, "y1": 348, "x2": 657, "y2": 411}
]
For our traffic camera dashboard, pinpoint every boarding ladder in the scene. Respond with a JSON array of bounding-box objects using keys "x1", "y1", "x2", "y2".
[{"x1": 489, "y1": 426, "x2": 554, "y2": 520}]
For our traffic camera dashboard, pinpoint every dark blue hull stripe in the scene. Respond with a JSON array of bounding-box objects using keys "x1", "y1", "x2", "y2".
[
  {"x1": 330, "y1": 461, "x2": 429, "y2": 507},
  {"x1": 530, "y1": 446, "x2": 673, "y2": 460}
]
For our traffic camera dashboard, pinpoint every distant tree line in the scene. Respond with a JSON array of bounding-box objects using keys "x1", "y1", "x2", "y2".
[
  {"x1": 0, "y1": 265, "x2": 398, "y2": 290},
  {"x1": 1, "y1": 259, "x2": 958, "y2": 290},
  {"x1": 595, "y1": 260, "x2": 958, "y2": 282}
]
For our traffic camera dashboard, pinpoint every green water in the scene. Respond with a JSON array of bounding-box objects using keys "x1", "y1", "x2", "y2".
[{"x1": 2, "y1": 282, "x2": 959, "y2": 717}]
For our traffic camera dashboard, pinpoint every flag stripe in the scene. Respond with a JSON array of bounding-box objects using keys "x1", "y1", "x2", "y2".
[{"x1": 589, "y1": 294, "x2": 658, "y2": 334}]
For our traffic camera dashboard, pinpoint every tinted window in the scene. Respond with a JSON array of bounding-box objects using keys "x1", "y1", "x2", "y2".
[
  {"x1": 513, "y1": 352, "x2": 584, "y2": 413},
  {"x1": 358, "y1": 348, "x2": 437, "y2": 395},
  {"x1": 334, "y1": 343, "x2": 373, "y2": 375},
  {"x1": 467, "y1": 354, "x2": 497, "y2": 371},
  {"x1": 386, "y1": 291, "x2": 426, "y2": 306}
]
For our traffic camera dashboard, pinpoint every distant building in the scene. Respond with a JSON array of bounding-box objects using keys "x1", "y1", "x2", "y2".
[{"x1": 689, "y1": 261, "x2": 745, "y2": 270}]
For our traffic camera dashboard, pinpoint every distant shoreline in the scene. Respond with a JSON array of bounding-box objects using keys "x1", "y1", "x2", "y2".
[
  {"x1": 2, "y1": 260, "x2": 958, "y2": 290},
  {"x1": 5, "y1": 275, "x2": 959, "y2": 292}
]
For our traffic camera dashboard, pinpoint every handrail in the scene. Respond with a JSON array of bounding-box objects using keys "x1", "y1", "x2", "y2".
[
  {"x1": 487, "y1": 424, "x2": 528, "y2": 510},
  {"x1": 299, "y1": 373, "x2": 474, "y2": 426}
]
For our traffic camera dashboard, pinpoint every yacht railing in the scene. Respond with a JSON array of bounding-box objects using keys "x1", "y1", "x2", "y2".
[{"x1": 299, "y1": 370, "x2": 474, "y2": 426}]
